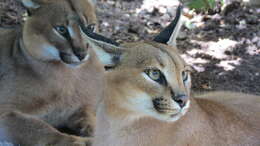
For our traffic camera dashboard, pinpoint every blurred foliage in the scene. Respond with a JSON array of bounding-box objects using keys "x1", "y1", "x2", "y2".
[{"x1": 185, "y1": 0, "x2": 223, "y2": 11}]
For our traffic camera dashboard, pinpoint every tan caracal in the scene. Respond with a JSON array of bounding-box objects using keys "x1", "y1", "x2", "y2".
[
  {"x1": 81, "y1": 5, "x2": 260, "y2": 146},
  {"x1": 0, "y1": 0, "x2": 101, "y2": 145}
]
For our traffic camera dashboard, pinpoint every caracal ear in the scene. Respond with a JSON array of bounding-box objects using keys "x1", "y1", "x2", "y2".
[
  {"x1": 153, "y1": 4, "x2": 183, "y2": 47},
  {"x1": 81, "y1": 24, "x2": 124, "y2": 67}
]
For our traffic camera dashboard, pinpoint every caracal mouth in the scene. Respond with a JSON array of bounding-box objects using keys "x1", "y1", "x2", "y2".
[
  {"x1": 60, "y1": 52, "x2": 90, "y2": 67},
  {"x1": 154, "y1": 100, "x2": 190, "y2": 122},
  {"x1": 170, "y1": 100, "x2": 190, "y2": 119}
]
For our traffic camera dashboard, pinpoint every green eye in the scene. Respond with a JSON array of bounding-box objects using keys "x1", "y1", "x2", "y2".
[
  {"x1": 148, "y1": 70, "x2": 161, "y2": 80},
  {"x1": 144, "y1": 69, "x2": 167, "y2": 85}
]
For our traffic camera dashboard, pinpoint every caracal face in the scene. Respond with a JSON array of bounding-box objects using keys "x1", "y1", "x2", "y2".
[
  {"x1": 106, "y1": 42, "x2": 192, "y2": 122},
  {"x1": 81, "y1": 4, "x2": 191, "y2": 121},
  {"x1": 22, "y1": 0, "x2": 97, "y2": 66}
]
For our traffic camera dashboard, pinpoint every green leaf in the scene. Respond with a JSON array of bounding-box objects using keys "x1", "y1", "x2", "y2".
[{"x1": 187, "y1": 0, "x2": 216, "y2": 11}]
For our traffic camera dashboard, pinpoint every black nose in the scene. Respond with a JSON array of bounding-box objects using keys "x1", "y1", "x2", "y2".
[
  {"x1": 171, "y1": 92, "x2": 188, "y2": 108},
  {"x1": 75, "y1": 51, "x2": 87, "y2": 61}
]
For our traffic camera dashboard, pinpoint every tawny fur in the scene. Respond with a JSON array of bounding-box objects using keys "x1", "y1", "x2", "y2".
[
  {"x1": 96, "y1": 91, "x2": 260, "y2": 146},
  {"x1": 0, "y1": 0, "x2": 102, "y2": 145},
  {"x1": 84, "y1": 35, "x2": 260, "y2": 146}
]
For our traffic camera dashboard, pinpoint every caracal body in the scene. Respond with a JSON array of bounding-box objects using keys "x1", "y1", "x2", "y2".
[
  {"x1": 0, "y1": 0, "x2": 102, "y2": 145},
  {"x1": 82, "y1": 6, "x2": 260, "y2": 145}
]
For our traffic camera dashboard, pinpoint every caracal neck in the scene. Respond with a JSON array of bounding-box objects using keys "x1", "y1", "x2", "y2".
[
  {"x1": 94, "y1": 94, "x2": 260, "y2": 146},
  {"x1": 94, "y1": 97, "x2": 207, "y2": 146}
]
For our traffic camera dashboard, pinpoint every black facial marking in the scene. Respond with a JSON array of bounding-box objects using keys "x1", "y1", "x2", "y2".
[
  {"x1": 153, "y1": 97, "x2": 171, "y2": 112},
  {"x1": 87, "y1": 24, "x2": 96, "y2": 32},
  {"x1": 182, "y1": 71, "x2": 188, "y2": 82},
  {"x1": 104, "y1": 66, "x2": 115, "y2": 70},
  {"x1": 153, "y1": 97, "x2": 165, "y2": 106}
]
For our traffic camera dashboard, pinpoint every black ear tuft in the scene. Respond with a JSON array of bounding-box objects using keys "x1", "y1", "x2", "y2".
[
  {"x1": 80, "y1": 23, "x2": 124, "y2": 67},
  {"x1": 81, "y1": 23, "x2": 120, "y2": 47},
  {"x1": 153, "y1": 4, "x2": 183, "y2": 44}
]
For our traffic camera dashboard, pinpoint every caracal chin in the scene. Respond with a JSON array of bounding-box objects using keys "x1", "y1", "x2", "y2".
[
  {"x1": 81, "y1": 5, "x2": 260, "y2": 146},
  {"x1": 0, "y1": 0, "x2": 102, "y2": 145}
]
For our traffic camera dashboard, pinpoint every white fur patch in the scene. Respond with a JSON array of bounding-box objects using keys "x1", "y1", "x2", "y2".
[
  {"x1": 182, "y1": 100, "x2": 190, "y2": 113},
  {"x1": 124, "y1": 92, "x2": 154, "y2": 118},
  {"x1": 20, "y1": 38, "x2": 60, "y2": 62},
  {"x1": 40, "y1": 44, "x2": 60, "y2": 61},
  {"x1": 65, "y1": 54, "x2": 89, "y2": 69},
  {"x1": 92, "y1": 46, "x2": 114, "y2": 65},
  {"x1": 82, "y1": 53, "x2": 90, "y2": 62},
  {"x1": 124, "y1": 91, "x2": 189, "y2": 122},
  {"x1": 70, "y1": 54, "x2": 81, "y2": 63},
  {"x1": 159, "y1": 99, "x2": 190, "y2": 122},
  {"x1": 68, "y1": 26, "x2": 76, "y2": 38}
]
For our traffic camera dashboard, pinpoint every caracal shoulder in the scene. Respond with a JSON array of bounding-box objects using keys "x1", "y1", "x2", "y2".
[{"x1": 194, "y1": 91, "x2": 260, "y2": 129}]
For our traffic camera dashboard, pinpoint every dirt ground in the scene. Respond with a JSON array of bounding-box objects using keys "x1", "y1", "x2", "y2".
[{"x1": 0, "y1": 0, "x2": 259, "y2": 95}]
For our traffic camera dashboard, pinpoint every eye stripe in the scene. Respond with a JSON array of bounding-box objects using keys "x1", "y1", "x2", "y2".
[{"x1": 182, "y1": 71, "x2": 189, "y2": 83}]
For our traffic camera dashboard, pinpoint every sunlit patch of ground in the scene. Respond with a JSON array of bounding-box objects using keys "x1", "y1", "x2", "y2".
[
  {"x1": 182, "y1": 39, "x2": 242, "y2": 71},
  {"x1": 136, "y1": 0, "x2": 179, "y2": 15}
]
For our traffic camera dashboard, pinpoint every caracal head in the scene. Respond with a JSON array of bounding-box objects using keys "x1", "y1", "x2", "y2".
[
  {"x1": 18, "y1": 0, "x2": 97, "y2": 67},
  {"x1": 82, "y1": 5, "x2": 191, "y2": 122}
]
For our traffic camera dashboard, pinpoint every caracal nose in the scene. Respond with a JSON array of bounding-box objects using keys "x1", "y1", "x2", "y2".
[
  {"x1": 73, "y1": 45, "x2": 88, "y2": 61},
  {"x1": 75, "y1": 51, "x2": 87, "y2": 61},
  {"x1": 171, "y1": 93, "x2": 189, "y2": 108}
]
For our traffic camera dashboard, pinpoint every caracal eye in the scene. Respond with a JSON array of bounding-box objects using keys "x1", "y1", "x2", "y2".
[
  {"x1": 145, "y1": 69, "x2": 161, "y2": 81},
  {"x1": 55, "y1": 26, "x2": 68, "y2": 35},
  {"x1": 144, "y1": 68, "x2": 167, "y2": 85},
  {"x1": 149, "y1": 69, "x2": 160, "y2": 80}
]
